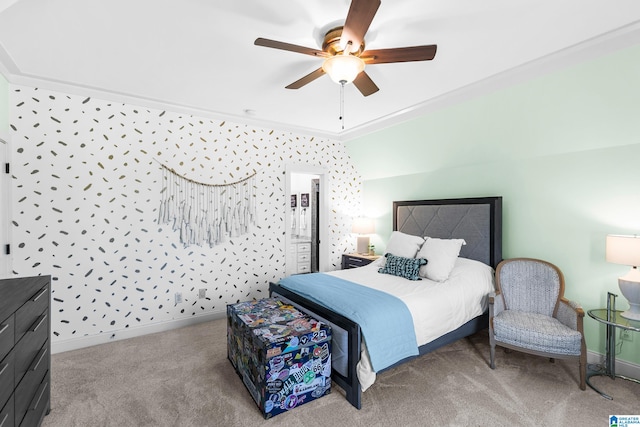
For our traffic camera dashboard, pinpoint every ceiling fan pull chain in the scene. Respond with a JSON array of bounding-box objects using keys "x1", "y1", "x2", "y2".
[{"x1": 340, "y1": 81, "x2": 345, "y2": 130}]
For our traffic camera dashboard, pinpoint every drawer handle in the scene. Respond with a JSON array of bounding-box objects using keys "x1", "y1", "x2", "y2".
[
  {"x1": 0, "y1": 362, "x2": 7, "y2": 377},
  {"x1": 31, "y1": 313, "x2": 48, "y2": 333},
  {"x1": 29, "y1": 346, "x2": 48, "y2": 372},
  {"x1": 29, "y1": 380, "x2": 49, "y2": 411},
  {"x1": 0, "y1": 323, "x2": 8, "y2": 335},
  {"x1": 0, "y1": 412, "x2": 8, "y2": 427},
  {"x1": 32, "y1": 287, "x2": 48, "y2": 302}
]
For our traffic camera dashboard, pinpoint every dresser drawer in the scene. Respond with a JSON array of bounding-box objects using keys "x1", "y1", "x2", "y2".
[
  {"x1": 14, "y1": 343, "x2": 48, "y2": 427},
  {"x1": 297, "y1": 242, "x2": 311, "y2": 253},
  {"x1": 0, "y1": 394, "x2": 15, "y2": 427},
  {"x1": 19, "y1": 375, "x2": 49, "y2": 427},
  {"x1": 0, "y1": 350, "x2": 15, "y2": 413},
  {"x1": 19, "y1": 371, "x2": 49, "y2": 427},
  {"x1": 297, "y1": 252, "x2": 310, "y2": 262},
  {"x1": 0, "y1": 315, "x2": 14, "y2": 363},
  {"x1": 15, "y1": 286, "x2": 49, "y2": 343},
  {"x1": 14, "y1": 313, "x2": 49, "y2": 385},
  {"x1": 341, "y1": 255, "x2": 370, "y2": 269},
  {"x1": 17, "y1": 372, "x2": 49, "y2": 427},
  {"x1": 297, "y1": 264, "x2": 311, "y2": 273}
]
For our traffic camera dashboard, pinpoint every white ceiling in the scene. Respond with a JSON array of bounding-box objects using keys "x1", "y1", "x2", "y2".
[{"x1": 1, "y1": 0, "x2": 640, "y2": 140}]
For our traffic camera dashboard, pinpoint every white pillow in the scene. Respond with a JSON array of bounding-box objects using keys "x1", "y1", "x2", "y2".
[
  {"x1": 383, "y1": 231, "x2": 425, "y2": 259},
  {"x1": 417, "y1": 237, "x2": 466, "y2": 282}
]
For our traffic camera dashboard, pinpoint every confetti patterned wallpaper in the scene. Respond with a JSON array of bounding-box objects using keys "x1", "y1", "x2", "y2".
[{"x1": 8, "y1": 85, "x2": 362, "y2": 347}]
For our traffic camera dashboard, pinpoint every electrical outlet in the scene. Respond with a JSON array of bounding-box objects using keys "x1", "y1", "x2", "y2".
[
  {"x1": 620, "y1": 329, "x2": 633, "y2": 342},
  {"x1": 175, "y1": 292, "x2": 183, "y2": 304},
  {"x1": 198, "y1": 288, "x2": 206, "y2": 299}
]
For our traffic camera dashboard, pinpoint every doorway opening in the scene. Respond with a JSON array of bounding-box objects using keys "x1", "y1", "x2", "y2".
[{"x1": 285, "y1": 165, "x2": 327, "y2": 277}]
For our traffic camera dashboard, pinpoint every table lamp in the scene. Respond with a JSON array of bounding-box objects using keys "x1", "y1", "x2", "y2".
[
  {"x1": 352, "y1": 217, "x2": 374, "y2": 255},
  {"x1": 606, "y1": 234, "x2": 640, "y2": 320}
]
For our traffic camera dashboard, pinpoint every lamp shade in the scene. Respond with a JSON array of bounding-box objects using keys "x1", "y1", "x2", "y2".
[
  {"x1": 606, "y1": 234, "x2": 640, "y2": 320},
  {"x1": 606, "y1": 234, "x2": 640, "y2": 266},
  {"x1": 352, "y1": 217, "x2": 374, "y2": 235},
  {"x1": 322, "y1": 54, "x2": 365, "y2": 85}
]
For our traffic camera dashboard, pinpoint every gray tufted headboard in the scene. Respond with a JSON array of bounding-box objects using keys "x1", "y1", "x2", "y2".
[{"x1": 393, "y1": 197, "x2": 503, "y2": 268}]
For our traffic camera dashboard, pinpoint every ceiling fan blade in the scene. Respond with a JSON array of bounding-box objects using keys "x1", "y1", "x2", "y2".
[
  {"x1": 285, "y1": 68, "x2": 326, "y2": 89},
  {"x1": 362, "y1": 45, "x2": 437, "y2": 64},
  {"x1": 341, "y1": 0, "x2": 381, "y2": 53},
  {"x1": 353, "y1": 71, "x2": 379, "y2": 97},
  {"x1": 254, "y1": 38, "x2": 327, "y2": 57}
]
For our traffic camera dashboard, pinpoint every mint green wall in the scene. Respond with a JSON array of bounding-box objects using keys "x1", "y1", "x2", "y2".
[{"x1": 345, "y1": 44, "x2": 640, "y2": 364}]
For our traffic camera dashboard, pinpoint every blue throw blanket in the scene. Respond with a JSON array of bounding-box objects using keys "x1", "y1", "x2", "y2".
[{"x1": 279, "y1": 273, "x2": 418, "y2": 372}]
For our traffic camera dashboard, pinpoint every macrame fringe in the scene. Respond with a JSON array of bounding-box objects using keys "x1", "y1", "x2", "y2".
[{"x1": 157, "y1": 163, "x2": 257, "y2": 248}]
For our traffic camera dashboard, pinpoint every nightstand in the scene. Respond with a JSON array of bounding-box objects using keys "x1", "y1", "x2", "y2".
[
  {"x1": 341, "y1": 253, "x2": 380, "y2": 269},
  {"x1": 586, "y1": 292, "x2": 640, "y2": 400}
]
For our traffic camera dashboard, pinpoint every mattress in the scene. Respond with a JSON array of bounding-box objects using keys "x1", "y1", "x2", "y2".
[{"x1": 325, "y1": 256, "x2": 495, "y2": 390}]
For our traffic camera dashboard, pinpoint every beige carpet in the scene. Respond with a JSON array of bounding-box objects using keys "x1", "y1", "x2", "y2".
[{"x1": 42, "y1": 318, "x2": 638, "y2": 427}]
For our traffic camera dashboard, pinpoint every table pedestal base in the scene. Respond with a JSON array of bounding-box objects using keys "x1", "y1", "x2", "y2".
[{"x1": 587, "y1": 366, "x2": 640, "y2": 400}]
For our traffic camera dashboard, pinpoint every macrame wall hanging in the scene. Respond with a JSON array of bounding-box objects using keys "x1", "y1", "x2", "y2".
[{"x1": 157, "y1": 162, "x2": 257, "y2": 248}]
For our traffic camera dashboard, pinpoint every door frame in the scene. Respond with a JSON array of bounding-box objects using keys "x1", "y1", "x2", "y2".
[
  {"x1": 0, "y1": 134, "x2": 11, "y2": 278},
  {"x1": 285, "y1": 164, "x2": 328, "y2": 274}
]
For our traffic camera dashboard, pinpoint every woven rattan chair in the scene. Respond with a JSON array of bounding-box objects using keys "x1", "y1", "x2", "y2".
[{"x1": 489, "y1": 258, "x2": 586, "y2": 390}]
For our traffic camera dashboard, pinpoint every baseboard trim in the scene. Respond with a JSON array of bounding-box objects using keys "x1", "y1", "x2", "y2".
[
  {"x1": 51, "y1": 310, "x2": 227, "y2": 354},
  {"x1": 587, "y1": 349, "x2": 640, "y2": 379}
]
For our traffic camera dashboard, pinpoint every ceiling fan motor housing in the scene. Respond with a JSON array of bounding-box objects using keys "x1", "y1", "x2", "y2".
[{"x1": 323, "y1": 26, "x2": 365, "y2": 56}]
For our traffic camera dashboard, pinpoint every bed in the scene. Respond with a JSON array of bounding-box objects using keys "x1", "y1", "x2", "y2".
[{"x1": 269, "y1": 196, "x2": 502, "y2": 409}]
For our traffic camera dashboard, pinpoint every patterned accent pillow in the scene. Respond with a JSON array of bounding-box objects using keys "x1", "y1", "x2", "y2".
[{"x1": 378, "y1": 253, "x2": 427, "y2": 281}]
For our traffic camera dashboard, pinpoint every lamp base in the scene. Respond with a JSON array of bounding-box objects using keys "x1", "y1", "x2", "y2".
[
  {"x1": 620, "y1": 309, "x2": 640, "y2": 321},
  {"x1": 618, "y1": 276, "x2": 640, "y2": 321},
  {"x1": 356, "y1": 236, "x2": 370, "y2": 255}
]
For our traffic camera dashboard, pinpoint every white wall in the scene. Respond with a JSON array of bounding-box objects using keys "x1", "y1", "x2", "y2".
[{"x1": 8, "y1": 84, "x2": 362, "y2": 351}]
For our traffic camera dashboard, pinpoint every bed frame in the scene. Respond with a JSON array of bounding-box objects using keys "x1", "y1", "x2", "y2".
[{"x1": 270, "y1": 196, "x2": 502, "y2": 409}]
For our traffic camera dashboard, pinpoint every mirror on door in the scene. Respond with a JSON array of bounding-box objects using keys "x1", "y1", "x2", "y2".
[{"x1": 288, "y1": 172, "x2": 320, "y2": 275}]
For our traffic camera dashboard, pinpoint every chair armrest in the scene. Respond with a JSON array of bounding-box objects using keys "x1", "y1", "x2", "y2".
[
  {"x1": 489, "y1": 291, "x2": 505, "y2": 317},
  {"x1": 556, "y1": 297, "x2": 585, "y2": 332}
]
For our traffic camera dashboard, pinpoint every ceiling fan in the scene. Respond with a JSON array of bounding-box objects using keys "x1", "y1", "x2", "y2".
[{"x1": 254, "y1": 0, "x2": 437, "y2": 97}]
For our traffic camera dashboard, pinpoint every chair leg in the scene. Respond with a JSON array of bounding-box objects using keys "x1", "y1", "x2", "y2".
[
  {"x1": 490, "y1": 343, "x2": 496, "y2": 369},
  {"x1": 579, "y1": 349, "x2": 587, "y2": 390}
]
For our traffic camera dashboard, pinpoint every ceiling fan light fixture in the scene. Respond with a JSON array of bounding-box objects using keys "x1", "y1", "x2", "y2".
[{"x1": 322, "y1": 54, "x2": 365, "y2": 85}]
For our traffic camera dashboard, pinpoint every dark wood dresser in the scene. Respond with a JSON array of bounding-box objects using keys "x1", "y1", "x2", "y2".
[{"x1": 0, "y1": 276, "x2": 51, "y2": 427}]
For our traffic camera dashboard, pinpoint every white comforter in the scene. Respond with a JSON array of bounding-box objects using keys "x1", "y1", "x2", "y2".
[{"x1": 326, "y1": 256, "x2": 495, "y2": 390}]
